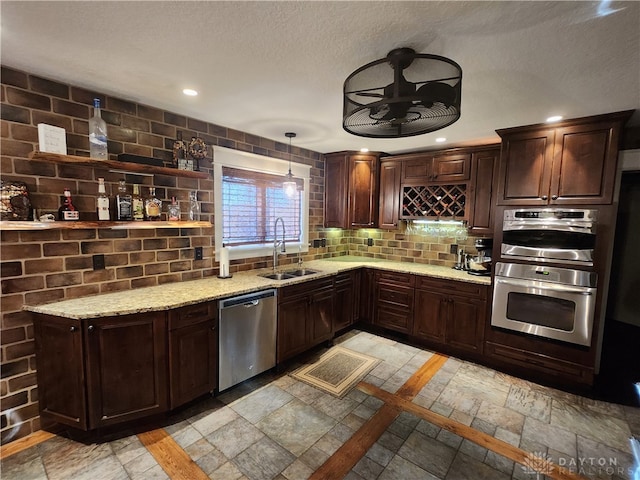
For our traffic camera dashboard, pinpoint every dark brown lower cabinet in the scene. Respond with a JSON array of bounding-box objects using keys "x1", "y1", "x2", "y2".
[
  {"x1": 277, "y1": 277, "x2": 335, "y2": 363},
  {"x1": 35, "y1": 311, "x2": 168, "y2": 430},
  {"x1": 34, "y1": 315, "x2": 87, "y2": 429},
  {"x1": 168, "y1": 302, "x2": 217, "y2": 409},
  {"x1": 334, "y1": 270, "x2": 360, "y2": 332},
  {"x1": 413, "y1": 277, "x2": 488, "y2": 355},
  {"x1": 373, "y1": 271, "x2": 415, "y2": 334}
]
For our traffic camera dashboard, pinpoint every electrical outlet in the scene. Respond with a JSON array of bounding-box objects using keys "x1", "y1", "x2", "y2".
[
  {"x1": 194, "y1": 246, "x2": 203, "y2": 260},
  {"x1": 450, "y1": 244, "x2": 458, "y2": 254},
  {"x1": 92, "y1": 254, "x2": 105, "y2": 270},
  {"x1": 321, "y1": 238, "x2": 327, "y2": 247},
  {"x1": 367, "y1": 238, "x2": 374, "y2": 247},
  {"x1": 312, "y1": 239, "x2": 322, "y2": 248}
]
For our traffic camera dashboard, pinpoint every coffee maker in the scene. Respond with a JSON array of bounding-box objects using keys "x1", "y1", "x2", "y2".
[{"x1": 468, "y1": 237, "x2": 493, "y2": 276}]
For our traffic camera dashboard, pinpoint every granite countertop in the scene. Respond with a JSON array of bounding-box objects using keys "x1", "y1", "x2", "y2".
[{"x1": 24, "y1": 256, "x2": 491, "y2": 319}]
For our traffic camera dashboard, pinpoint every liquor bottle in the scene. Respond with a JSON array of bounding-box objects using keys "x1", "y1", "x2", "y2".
[
  {"x1": 58, "y1": 188, "x2": 79, "y2": 221},
  {"x1": 144, "y1": 187, "x2": 162, "y2": 221},
  {"x1": 116, "y1": 179, "x2": 132, "y2": 221},
  {"x1": 89, "y1": 98, "x2": 108, "y2": 159},
  {"x1": 132, "y1": 184, "x2": 145, "y2": 221},
  {"x1": 188, "y1": 190, "x2": 200, "y2": 221},
  {"x1": 167, "y1": 196, "x2": 181, "y2": 221},
  {"x1": 96, "y1": 178, "x2": 110, "y2": 221}
]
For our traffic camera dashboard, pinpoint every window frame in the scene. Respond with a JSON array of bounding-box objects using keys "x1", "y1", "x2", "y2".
[{"x1": 213, "y1": 146, "x2": 310, "y2": 261}]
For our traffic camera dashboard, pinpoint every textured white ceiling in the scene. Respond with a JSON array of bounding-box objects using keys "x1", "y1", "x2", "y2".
[{"x1": 1, "y1": 1, "x2": 638, "y2": 154}]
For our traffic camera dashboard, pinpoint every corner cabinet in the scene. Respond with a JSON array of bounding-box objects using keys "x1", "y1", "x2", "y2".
[
  {"x1": 324, "y1": 152, "x2": 380, "y2": 229},
  {"x1": 496, "y1": 111, "x2": 632, "y2": 206}
]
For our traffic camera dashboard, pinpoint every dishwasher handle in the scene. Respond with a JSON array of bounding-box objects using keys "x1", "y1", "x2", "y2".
[{"x1": 219, "y1": 289, "x2": 277, "y2": 309}]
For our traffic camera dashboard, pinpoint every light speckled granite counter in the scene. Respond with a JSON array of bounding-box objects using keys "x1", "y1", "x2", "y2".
[{"x1": 25, "y1": 256, "x2": 490, "y2": 319}]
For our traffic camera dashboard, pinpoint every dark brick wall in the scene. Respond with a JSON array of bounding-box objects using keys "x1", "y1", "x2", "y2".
[{"x1": 0, "y1": 65, "x2": 335, "y2": 443}]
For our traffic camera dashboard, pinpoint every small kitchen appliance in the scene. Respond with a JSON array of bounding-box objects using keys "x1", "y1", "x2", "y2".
[{"x1": 468, "y1": 237, "x2": 493, "y2": 276}]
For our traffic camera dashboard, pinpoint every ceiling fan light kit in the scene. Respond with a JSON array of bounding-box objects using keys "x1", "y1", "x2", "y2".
[{"x1": 343, "y1": 47, "x2": 462, "y2": 138}]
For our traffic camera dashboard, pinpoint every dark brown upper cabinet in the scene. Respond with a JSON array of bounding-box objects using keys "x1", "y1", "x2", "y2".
[
  {"x1": 378, "y1": 159, "x2": 402, "y2": 229},
  {"x1": 467, "y1": 147, "x2": 500, "y2": 235},
  {"x1": 401, "y1": 152, "x2": 471, "y2": 185},
  {"x1": 496, "y1": 111, "x2": 632, "y2": 206},
  {"x1": 325, "y1": 152, "x2": 380, "y2": 228}
]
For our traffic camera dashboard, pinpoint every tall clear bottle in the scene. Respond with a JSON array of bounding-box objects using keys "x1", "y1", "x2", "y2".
[
  {"x1": 188, "y1": 191, "x2": 200, "y2": 221},
  {"x1": 132, "y1": 184, "x2": 145, "y2": 221},
  {"x1": 89, "y1": 98, "x2": 108, "y2": 159},
  {"x1": 96, "y1": 178, "x2": 111, "y2": 220}
]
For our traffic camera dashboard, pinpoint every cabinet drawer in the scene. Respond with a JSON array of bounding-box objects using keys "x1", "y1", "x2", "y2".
[
  {"x1": 484, "y1": 341, "x2": 593, "y2": 384},
  {"x1": 376, "y1": 270, "x2": 415, "y2": 287},
  {"x1": 415, "y1": 276, "x2": 487, "y2": 299},
  {"x1": 377, "y1": 284, "x2": 414, "y2": 308},
  {"x1": 169, "y1": 302, "x2": 216, "y2": 330},
  {"x1": 279, "y1": 277, "x2": 334, "y2": 301},
  {"x1": 334, "y1": 271, "x2": 354, "y2": 286}
]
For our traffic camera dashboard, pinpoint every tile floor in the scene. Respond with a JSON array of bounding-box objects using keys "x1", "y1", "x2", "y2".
[{"x1": 2, "y1": 330, "x2": 639, "y2": 480}]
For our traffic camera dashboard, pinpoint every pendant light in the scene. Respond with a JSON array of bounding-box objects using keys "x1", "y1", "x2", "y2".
[{"x1": 283, "y1": 132, "x2": 297, "y2": 197}]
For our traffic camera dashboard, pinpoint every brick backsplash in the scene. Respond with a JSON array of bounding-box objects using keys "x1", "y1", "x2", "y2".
[
  {"x1": 0, "y1": 65, "x2": 487, "y2": 444},
  {"x1": 0, "y1": 65, "x2": 328, "y2": 443}
]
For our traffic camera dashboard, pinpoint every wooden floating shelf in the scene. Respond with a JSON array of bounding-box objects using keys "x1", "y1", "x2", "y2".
[
  {"x1": 0, "y1": 221, "x2": 212, "y2": 231},
  {"x1": 29, "y1": 151, "x2": 210, "y2": 179}
]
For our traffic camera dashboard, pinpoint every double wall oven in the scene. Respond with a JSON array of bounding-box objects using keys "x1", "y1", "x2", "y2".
[{"x1": 491, "y1": 208, "x2": 598, "y2": 347}]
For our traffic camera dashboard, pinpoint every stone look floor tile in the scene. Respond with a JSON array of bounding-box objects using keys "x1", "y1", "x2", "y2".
[
  {"x1": 397, "y1": 429, "x2": 458, "y2": 477},
  {"x1": 445, "y1": 451, "x2": 511, "y2": 480},
  {"x1": 551, "y1": 398, "x2": 633, "y2": 453},
  {"x1": 475, "y1": 400, "x2": 525, "y2": 434},
  {"x1": 352, "y1": 455, "x2": 385, "y2": 478},
  {"x1": 378, "y1": 454, "x2": 440, "y2": 480},
  {"x1": 230, "y1": 384, "x2": 294, "y2": 424},
  {"x1": 281, "y1": 459, "x2": 314, "y2": 480},
  {"x1": 521, "y1": 416, "x2": 578, "y2": 458},
  {"x1": 206, "y1": 416, "x2": 265, "y2": 459},
  {"x1": 190, "y1": 404, "x2": 240, "y2": 437},
  {"x1": 232, "y1": 436, "x2": 296, "y2": 480},
  {"x1": 506, "y1": 385, "x2": 553, "y2": 423},
  {"x1": 256, "y1": 398, "x2": 337, "y2": 457}
]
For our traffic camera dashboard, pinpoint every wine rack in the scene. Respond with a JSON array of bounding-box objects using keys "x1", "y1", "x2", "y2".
[{"x1": 401, "y1": 184, "x2": 467, "y2": 219}]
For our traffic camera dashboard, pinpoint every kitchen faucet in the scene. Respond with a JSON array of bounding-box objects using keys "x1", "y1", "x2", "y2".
[{"x1": 273, "y1": 217, "x2": 286, "y2": 271}]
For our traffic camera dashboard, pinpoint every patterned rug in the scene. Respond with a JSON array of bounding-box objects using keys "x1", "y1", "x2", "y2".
[{"x1": 291, "y1": 346, "x2": 380, "y2": 397}]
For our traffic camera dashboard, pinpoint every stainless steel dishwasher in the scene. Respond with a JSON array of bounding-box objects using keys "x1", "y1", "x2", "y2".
[{"x1": 218, "y1": 289, "x2": 277, "y2": 391}]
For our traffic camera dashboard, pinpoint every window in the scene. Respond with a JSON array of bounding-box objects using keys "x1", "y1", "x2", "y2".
[{"x1": 213, "y1": 146, "x2": 310, "y2": 261}]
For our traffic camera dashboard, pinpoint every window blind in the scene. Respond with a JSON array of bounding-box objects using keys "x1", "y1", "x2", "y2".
[{"x1": 222, "y1": 166, "x2": 303, "y2": 246}]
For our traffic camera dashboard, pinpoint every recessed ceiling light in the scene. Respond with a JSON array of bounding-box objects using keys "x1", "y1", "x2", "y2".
[
  {"x1": 360, "y1": 147, "x2": 369, "y2": 153},
  {"x1": 546, "y1": 115, "x2": 563, "y2": 123},
  {"x1": 435, "y1": 137, "x2": 447, "y2": 143},
  {"x1": 182, "y1": 88, "x2": 198, "y2": 96}
]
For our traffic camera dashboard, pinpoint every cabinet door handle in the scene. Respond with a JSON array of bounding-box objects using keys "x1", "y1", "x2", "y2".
[
  {"x1": 551, "y1": 194, "x2": 558, "y2": 200},
  {"x1": 541, "y1": 195, "x2": 548, "y2": 200},
  {"x1": 70, "y1": 326, "x2": 77, "y2": 332},
  {"x1": 88, "y1": 325, "x2": 94, "y2": 332}
]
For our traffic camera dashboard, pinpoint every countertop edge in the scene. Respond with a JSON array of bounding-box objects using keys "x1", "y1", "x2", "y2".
[{"x1": 24, "y1": 257, "x2": 491, "y2": 319}]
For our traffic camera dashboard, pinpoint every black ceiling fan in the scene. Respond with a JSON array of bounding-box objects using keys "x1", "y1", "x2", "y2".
[{"x1": 343, "y1": 48, "x2": 462, "y2": 138}]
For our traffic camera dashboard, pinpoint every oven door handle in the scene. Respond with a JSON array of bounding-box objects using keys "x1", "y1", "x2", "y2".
[{"x1": 495, "y1": 277, "x2": 594, "y2": 295}]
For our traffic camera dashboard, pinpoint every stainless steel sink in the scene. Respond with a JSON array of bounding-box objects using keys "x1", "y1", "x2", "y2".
[
  {"x1": 260, "y1": 272, "x2": 296, "y2": 280},
  {"x1": 287, "y1": 269, "x2": 319, "y2": 276}
]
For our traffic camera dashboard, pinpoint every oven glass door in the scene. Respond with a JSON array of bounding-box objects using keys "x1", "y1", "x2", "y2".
[{"x1": 492, "y1": 275, "x2": 596, "y2": 346}]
